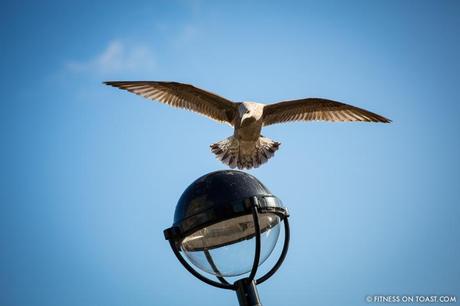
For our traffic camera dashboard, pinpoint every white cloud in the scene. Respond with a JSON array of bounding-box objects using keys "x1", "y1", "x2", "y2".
[{"x1": 66, "y1": 40, "x2": 155, "y2": 76}]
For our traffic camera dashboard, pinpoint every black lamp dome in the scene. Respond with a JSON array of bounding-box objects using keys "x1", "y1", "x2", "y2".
[
  {"x1": 174, "y1": 170, "x2": 272, "y2": 223},
  {"x1": 171, "y1": 170, "x2": 283, "y2": 240}
]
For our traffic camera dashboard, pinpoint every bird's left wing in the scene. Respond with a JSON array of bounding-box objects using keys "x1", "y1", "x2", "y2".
[
  {"x1": 262, "y1": 98, "x2": 391, "y2": 126},
  {"x1": 104, "y1": 81, "x2": 237, "y2": 125}
]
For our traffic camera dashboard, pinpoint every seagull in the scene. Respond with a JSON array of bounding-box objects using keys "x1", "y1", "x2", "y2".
[{"x1": 104, "y1": 81, "x2": 391, "y2": 169}]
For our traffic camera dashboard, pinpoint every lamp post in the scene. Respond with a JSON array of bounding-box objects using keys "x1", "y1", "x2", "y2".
[{"x1": 164, "y1": 170, "x2": 290, "y2": 306}]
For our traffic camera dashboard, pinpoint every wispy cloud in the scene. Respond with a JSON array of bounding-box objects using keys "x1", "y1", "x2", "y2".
[
  {"x1": 66, "y1": 40, "x2": 155, "y2": 76},
  {"x1": 176, "y1": 24, "x2": 199, "y2": 44}
]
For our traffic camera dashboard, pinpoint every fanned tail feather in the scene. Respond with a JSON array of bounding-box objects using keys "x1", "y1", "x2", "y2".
[
  {"x1": 210, "y1": 136, "x2": 280, "y2": 170},
  {"x1": 210, "y1": 136, "x2": 240, "y2": 169}
]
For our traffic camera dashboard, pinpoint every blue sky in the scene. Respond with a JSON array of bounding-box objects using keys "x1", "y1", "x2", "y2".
[{"x1": 1, "y1": 1, "x2": 459, "y2": 305}]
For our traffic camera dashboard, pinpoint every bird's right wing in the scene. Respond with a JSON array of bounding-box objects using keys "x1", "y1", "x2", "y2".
[
  {"x1": 104, "y1": 81, "x2": 237, "y2": 125},
  {"x1": 262, "y1": 98, "x2": 391, "y2": 126}
]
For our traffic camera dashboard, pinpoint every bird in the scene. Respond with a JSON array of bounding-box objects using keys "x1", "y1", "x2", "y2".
[{"x1": 104, "y1": 81, "x2": 391, "y2": 169}]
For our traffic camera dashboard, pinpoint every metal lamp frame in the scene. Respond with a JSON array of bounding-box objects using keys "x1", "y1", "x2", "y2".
[{"x1": 164, "y1": 196, "x2": 290, "y2": 305}]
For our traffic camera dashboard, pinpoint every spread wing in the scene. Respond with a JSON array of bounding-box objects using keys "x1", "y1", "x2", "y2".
[
  {"x1": 262, "y1": 98, "x2": 391, "y2": 126},
  {"x1": 104, "y1": 81, "x2": 237, "y2": 125}
]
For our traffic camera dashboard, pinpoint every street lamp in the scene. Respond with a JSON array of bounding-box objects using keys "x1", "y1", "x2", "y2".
[{"x1": 164, "y1": 170, "x2": 290, "y2": 306}]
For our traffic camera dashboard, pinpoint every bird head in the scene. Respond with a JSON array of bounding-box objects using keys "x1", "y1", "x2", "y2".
[{"x1": 239, "y1": 102, "x2": 263, "y2": 126}]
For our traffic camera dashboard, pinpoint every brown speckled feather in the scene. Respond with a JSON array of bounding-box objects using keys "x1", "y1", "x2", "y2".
[
  {"x1": 104, "y1": 81, "x2": 237, "y2": 125},
  {"x1": 262, "y1": 98, "x2": 391, "y2": 126}
]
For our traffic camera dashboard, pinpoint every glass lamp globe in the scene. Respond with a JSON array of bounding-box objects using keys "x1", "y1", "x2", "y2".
[{"x1": 180, "y1": 213, "x2": 281, "y2": 277}]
